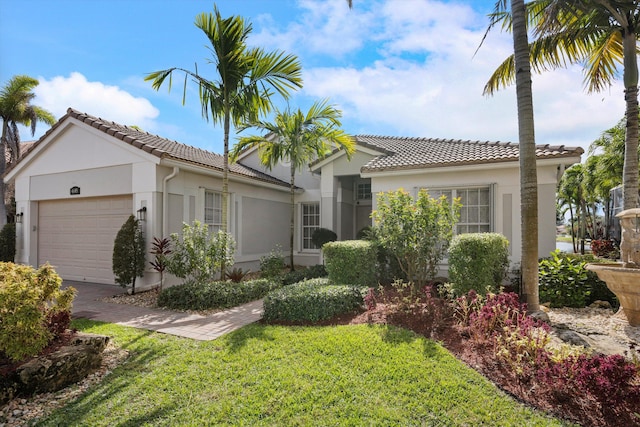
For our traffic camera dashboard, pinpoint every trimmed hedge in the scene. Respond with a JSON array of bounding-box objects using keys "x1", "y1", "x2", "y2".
[
  {"x1": 448, "y1": 233, "x2": 510, "y2": 296},
  {"x1": 157, "y1": 278, "x2": 280, "y2": 311},
  {"x1": 282, "y1": 264, "x2": 327, "y2": 286},
  {"x1": 323, "y1": 240, "x2": 377, "y2": 286},
  {"x1": 263, "y1": 278, "x2": 364, "y2": 323}
]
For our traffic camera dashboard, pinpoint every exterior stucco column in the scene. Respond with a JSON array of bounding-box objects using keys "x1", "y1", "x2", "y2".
[{"x1": 320, "y1": 163, "x2": 338, "y2": 233}]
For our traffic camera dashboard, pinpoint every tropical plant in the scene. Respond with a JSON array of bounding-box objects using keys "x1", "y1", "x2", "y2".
[
  {"x1": 0, "y1": 75, "x2": 55, "y2": 225},
  {"x1": 149, "y1": 237, "x2": 171, "y2": 291},
  {"x1": 145, "y1": 6, "x2": 302, "y2": 275},
  {"x1": 482, "y1": 0, "x2": 540, "y2": 312},
  {"x1": 371, "y1": 188, "x2": 460, "y2": 291},
  {"x1": 231, "y1": 100, "x2": 355, "y2": 270},
  {"x1": 167, "y1": 221, "x2": 235, "y2": 284},
  {"x1": 112, "y1": 215, "x2": 145, "y2": 295},
  {"x1": 485, "y1": 1, "x2": 640, "y2": 211},
  {"x1": 588, "y1": 118, "x2": 636, "y2": 238}
]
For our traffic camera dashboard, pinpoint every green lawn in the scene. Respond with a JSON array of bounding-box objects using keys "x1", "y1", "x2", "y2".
[{"x1": 37, "y1": 320, "x2": 570, "y2": 426}]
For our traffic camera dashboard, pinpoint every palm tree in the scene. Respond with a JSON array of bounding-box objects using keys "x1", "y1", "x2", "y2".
[
  {"x1": 0, "y1": 75, "x2": 56, "y2": 226},
  {"x1": 484, "y1": 0, "x2": 540, "y2": 311},
  {"x1": 558, "y1": 163, "x2": 587, "y2": 252},
  {"x1": 485, "y1": 1, "x2": 640, "y2": 210},
  {"x1": 145, "y1": 6, "x2": 302, "y2": 274},
  {"x1": 231, "y1": 100, "x2": 355, "y2": 270}
]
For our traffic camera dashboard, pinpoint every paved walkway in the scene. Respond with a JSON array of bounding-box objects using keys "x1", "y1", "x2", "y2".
[{"x1": 65, "y1": 281, "x2": 264, "y2": 341}]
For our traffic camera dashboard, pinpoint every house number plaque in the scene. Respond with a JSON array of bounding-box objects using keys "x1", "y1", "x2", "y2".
[{"x1": 70, "y1": 186, "x2": 80, "y2": 195}]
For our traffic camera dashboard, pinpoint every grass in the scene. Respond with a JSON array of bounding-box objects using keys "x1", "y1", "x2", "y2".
[{"x1": 36, "y1": 320, "x2": 570, "y2": 426}]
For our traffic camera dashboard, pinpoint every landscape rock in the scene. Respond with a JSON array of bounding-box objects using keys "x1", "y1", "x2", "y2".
[{"x1": 1, "y1": 333, "x2": 109, "y2": 405}]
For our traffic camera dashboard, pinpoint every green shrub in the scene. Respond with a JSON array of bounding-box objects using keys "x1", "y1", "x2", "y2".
[
  {"x1": 538, "y1": 250, "x2": 616, "y2": 308},
  {"x1": 323, "y1": 240, "x2": 377, "y2": 286},
  {"x1": 311, "y1": 228, "x2": 337, "y2": 249},
  {"x1": 371, "y1": 188, "x2": 460, "y2": 287},
  {"x1": 112, "y1": 215, "x2": 145, "y2": 295},
  {"x1": 0, "y1": 222, "x2": 16, "y2": 262},
  {"x1": 0, "y1": 262, "x2": 75, "y2": 361},
  {"x1": 282, "y1": 264, "x2": 327, "y2": 285},
  {"x1": 359, "y1": 226, "x2": 405, "y2": 285},
  {"x1": 167, "y1": 221, "x2": 235, "y2": 283},
  {"x1": 448, "y1": 233, "x2": 510, "y2": 296},
  {"x1": 157, "y1": 278, "x2": 279, "y2": 311},
  {"x1": 263, "y1": 278, "x2": 364, "y2": 323},
  {"x1": 260, "y1": 246, "x2": 286, "y2": 278}
]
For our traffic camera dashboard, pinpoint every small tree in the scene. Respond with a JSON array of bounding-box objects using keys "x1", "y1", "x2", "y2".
[
  {"x1": 167, "y1": 221, "x2": 235, "y2": 284},
  {"x1": 371, "y1": 188, "x2": 460, "y2": 291},
  {"x1": 112, "y1": 215, "x2": 145, "y2": 295},
  {"x1": 0, "y1": 222, "x2": 16, "y2": 262}
]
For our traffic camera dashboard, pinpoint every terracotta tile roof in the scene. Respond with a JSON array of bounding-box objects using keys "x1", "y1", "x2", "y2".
[
  {"x1": 356, "y1": 135, "x2": 584, "y2": 173},
  {"x1": 12, "y1": 108, "x2": 289, "y2": 187}
]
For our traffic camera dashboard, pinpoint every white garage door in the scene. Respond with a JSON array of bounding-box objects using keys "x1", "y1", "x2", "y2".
[{"x1": 38, "y1": 195, "x2": 133, "y2": 284}]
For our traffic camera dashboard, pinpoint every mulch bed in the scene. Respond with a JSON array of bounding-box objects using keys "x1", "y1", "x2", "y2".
[{"x1": 266, "y1": 290, "x2": 640, "y2": 427}]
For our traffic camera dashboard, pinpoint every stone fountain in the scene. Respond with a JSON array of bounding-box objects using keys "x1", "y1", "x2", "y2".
[{"x1": 586, "y1": 208, "x2": 640, "y2": 326}]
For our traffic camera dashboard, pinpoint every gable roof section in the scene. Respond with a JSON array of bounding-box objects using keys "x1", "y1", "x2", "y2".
[
  {"x1": 8, "y1": 108, "x2": 289, "y2": 188},
  {"x1": 356, "y1": 135, "x2": 584, "y2": 173}
]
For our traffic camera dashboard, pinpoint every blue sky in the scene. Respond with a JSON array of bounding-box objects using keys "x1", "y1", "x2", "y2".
[{"x1": 0, "y1": 0, "x2": 626, "y2": 155}]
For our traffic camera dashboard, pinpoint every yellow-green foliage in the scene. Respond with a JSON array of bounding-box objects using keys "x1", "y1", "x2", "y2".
[{"x1": 0, "y1": 262, "x2": 75, "y2": 361}]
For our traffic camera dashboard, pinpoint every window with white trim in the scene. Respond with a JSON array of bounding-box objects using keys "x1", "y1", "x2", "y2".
[
  {"x1": 302, "y1": 203, "x2": 320, "y2": 250},
  {"x1": 429, "y1": 187, "x2": 492, "y2": 234},
  {"x1": 357, "y1": 182, "x2": 372, "y2": 200},
  {"x1": 204, "y1": 191, "x2": 223, "y2": 233}
]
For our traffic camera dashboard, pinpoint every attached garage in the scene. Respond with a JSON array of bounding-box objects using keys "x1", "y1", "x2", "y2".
[{"x1": 38, "y1": 195, "x2": 133, "y2": 284}]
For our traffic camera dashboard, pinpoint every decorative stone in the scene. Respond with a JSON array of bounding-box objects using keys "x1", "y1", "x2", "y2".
[
  {"x1": 589, "y1": 300, "x2": 612, "y2": 310},
  {"x1": 0, "y1": 333, "x2": 109, "y2": 405},
  {"x1": 554, "y1": 328, "x2": 590, "y2": 348},
  {"x1": 528, "y1": 310, "x2": 550, "y2": 324}
]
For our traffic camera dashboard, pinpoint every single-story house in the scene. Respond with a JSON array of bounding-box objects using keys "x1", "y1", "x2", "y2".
[{"x1": 5, "y1": 108, "x2": 583, "y2": 288}]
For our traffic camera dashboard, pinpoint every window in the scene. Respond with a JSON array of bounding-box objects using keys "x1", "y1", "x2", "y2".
[
  {"x1": 429, "y1": 187, "x2": 491, "y2": 234},
  {"x1": 302, "y1": 203, "x2": 320, "y2": 250},
  {"x1": 204, "y1": 191, "x2": 223, "y2": 233},
  {"x1": 357, "y1": 182, "x2": 372, "y2": 200}
]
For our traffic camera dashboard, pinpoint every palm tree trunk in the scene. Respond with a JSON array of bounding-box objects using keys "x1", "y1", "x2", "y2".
[
  {"x1": 569, "y1": 205, "x2": 576, "y2": 253},
  {"x1": 512, "y1": 0, "x2": 539, "y2": 312},
  {"x1": 623, "y1": 30, "x2": 639, "y2": 210},
  {"x1": 290, "y1": 165, "x2": 295, "y2": 272},
  {"x1": 220, "y1": 101, "x2": 230, "y2": 278},
  {"x1": 0, "y1": 122, "x2": 8, "y2": 226}
]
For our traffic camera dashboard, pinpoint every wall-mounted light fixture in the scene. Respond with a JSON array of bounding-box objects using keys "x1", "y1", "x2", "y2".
[
  {"x1": 137, "y1": 206, "x2": 147, "y2": 222},
  {"x1": 16, "y1": 212, "x2": 24, "y2": 224}
]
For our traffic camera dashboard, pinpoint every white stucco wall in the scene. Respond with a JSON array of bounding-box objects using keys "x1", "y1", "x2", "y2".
[{"x1": 364, "y1": 160, "x2": 569, "y2": 274}]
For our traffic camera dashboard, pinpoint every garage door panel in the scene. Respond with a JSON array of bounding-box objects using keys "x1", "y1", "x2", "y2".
[{"x1": 38, "y1": 196, "x2": 133, "y2": 284}]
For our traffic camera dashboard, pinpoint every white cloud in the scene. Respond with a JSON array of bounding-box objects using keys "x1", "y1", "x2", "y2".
[
  {"x1": 297, "y1": 0, "x2": 626, "y2": 154},
  {"x1": 34, "y1": 72, "x2": 159, "y2": 129},
  {"x1": 251, "y1": 0, "x2": 375, "y2": 58}
]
